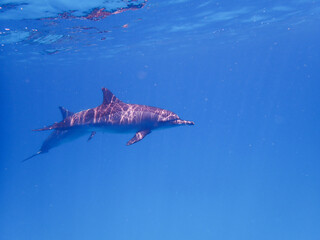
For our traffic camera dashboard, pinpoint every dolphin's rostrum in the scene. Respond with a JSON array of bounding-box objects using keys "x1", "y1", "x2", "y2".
[{"x1": 24, "y1": 88, "x2": 194, "y2": 161}]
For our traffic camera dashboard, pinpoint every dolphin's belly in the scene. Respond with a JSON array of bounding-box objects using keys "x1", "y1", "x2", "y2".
[{"x1": 89, "y1": 123, "x2": 147, "y2": 134}]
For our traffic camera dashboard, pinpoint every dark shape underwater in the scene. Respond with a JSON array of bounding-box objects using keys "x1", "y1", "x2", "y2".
[{"x1": 23, "y1": 88, "x2": 194, "y2": 161}]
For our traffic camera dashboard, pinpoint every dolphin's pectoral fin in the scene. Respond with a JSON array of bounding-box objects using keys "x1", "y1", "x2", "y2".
[
  {"x1": 126, "y1": 129, "x2": 151, "y2": 146},
  {"x1": 87, "y1": 131, "x2": 96, "y2": 141}
]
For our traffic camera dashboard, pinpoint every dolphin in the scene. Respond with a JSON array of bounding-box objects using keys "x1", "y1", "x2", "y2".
[
  {"x1": 24, "y1": 88, "x2": 194, "y2": 161},
  {"x1": 22, "y1": 107, "x2": 89, "y2": 161}
]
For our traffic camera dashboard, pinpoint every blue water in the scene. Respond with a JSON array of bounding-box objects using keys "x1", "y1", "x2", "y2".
[{"x1": 1, "y1": 1, "x2": 320, "y2": 239}]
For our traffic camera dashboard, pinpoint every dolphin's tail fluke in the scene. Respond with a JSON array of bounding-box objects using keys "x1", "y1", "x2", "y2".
[
  {"x1": 33, "y1": 123, "x2": 59, "y2": 131},
  {"x1": 33, "y1": 126, "x2": 54, "y2": 131},
  {"x1": 22, "y1": 151, "x2": 43, "y2": 162}
]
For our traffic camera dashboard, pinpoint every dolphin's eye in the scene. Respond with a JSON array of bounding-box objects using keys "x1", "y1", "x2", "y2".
[{"x1": 166, "y1": 114, "x2": 179, "y2": 121}]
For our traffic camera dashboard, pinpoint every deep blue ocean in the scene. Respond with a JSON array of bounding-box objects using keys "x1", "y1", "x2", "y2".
[{"x1": 1, "y1": 1, "x2": 320, "y2": 239}]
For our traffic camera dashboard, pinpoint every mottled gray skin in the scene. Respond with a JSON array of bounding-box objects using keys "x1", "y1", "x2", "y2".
[
  {"x1": 38, "y1": 88, "x2": 194, "y2": 132},
  {"x1": 24, "y1": 88, "x2": 194, "y2": 161}
]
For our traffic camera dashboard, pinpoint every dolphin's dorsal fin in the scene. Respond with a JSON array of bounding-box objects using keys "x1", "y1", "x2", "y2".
[
  {"x1": 102, "y1": 88, "x2": 121, "y2": 105},
  {"x1": 59, "y1": 106, "x2": 74, "y2": 119}
]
